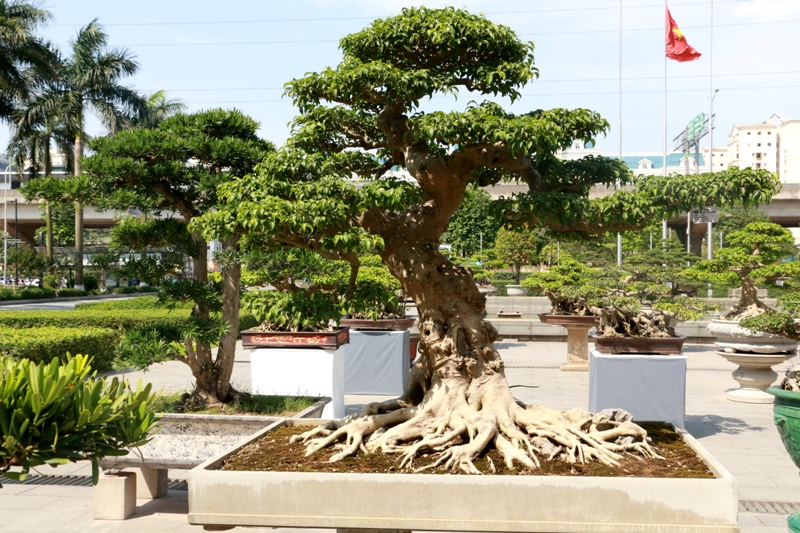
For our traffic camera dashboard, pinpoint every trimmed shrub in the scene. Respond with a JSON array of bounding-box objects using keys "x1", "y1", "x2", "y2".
[
  {"x1": 0, "y1": 309, "x2": 191, "y2": 342},
  {"x1": 18, "y1": 287, "x2": 56, "y2": 299},
  {"x1": 0, "y1": 289, "x2": 21, "y2": 301},
  {"x1": 84, "y1": 276, "x2": 99, "y2": 292},
  {"x1": 56, "y1": 288, "x2": 89, "y2": 297},
  {"x1": 111, "y1": 287, "x2": 139, "y2": 294},
  {"x1": 76, "y1": 296, "x2": 193, "y2": 312},
  {"x1": 137, "y1": 285, "x2": 158, "y2": 293},
  {"x1": 0, "y1": 326, "x2": 120, "y2": 370}
]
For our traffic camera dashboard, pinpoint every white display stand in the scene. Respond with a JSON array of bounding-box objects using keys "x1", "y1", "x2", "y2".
[
  {"x1": 250, "y1": 346, "x2": 345, "y2": 418},
  {"x1": 344, "y1": 330, "x2": 409, "y2": 396},
  {"x1": 588, "y1": 349, "x2": 687, "y2": 427}
]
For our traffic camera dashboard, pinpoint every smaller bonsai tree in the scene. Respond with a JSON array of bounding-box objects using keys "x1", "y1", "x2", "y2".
[
  {"x1": 0, "y1": 354, "x2": 156, "y2": 484},
  {"x1": 341, "y1": 255, "x2": 406, "y2": 320},
  {"x1": 684, "y1": 222, "x2": 796, "y2": 320}
]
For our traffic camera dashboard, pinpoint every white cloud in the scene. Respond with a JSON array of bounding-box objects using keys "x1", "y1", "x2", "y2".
[{"x1": 734, "y1": 0, "x2": 800, "y2": 21}]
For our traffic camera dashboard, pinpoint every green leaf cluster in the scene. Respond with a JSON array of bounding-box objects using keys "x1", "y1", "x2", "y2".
[{"x1": 0, "y1": 354, "x2": 156, "y2": 484}]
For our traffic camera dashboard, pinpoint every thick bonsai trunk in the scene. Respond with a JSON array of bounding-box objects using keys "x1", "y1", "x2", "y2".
[
  {"x1": 295, "y1": 242, "x2": 661, "y2": 472},
  {"x1": 177, "y1": 234, "x2": 237, "y2": 407},
  {"x1": 725, "y1": 276, "x2": 773, "y2": 320}
]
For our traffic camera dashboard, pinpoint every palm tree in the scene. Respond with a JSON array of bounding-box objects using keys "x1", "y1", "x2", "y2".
[
  {"x1": 7, "y1": 110, "x2": 73, "y2": 258},
  {"x1": 0, "y1": 0, "x2": 55, "y2": 121},
  {"x1": 19, "y1": 19, "x2": 144, "y2": 288},
  {"x1": 113, "y1": 89, "x2": 186, "y2": 131}
]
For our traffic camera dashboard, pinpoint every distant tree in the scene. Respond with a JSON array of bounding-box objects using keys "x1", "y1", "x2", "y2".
[
  {"x1": 441, "y1": 187, "x2": 500, "y2": 257},
  {"x1": 494, "y1": 228, "x2": 546, "y2": 283}
]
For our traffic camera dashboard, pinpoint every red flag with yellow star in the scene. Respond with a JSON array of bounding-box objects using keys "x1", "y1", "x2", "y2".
[{"x1": 666, "y1": 7, "x2": 701, "y2": 62}]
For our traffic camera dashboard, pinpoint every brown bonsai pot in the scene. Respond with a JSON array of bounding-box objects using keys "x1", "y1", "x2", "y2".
[
  {"x1": 241, "y1": 327, "x2": 350, "y2": 350},
  {"x1": 339, "y1": 317, "x2": 416, "y2": 331},
  {"x1": 591, "y1": 334, "x2": 686, "y2": 355},
  {"x1": 538, "y1": 313, "x2": 598, "y2": 326}
]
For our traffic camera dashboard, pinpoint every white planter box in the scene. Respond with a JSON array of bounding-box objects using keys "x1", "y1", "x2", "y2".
[
  {"x1": 251, "y1": 347, "x2": 345, "y2": 418},
  {"x1": 344, "y1": 330, "x2": 409, "y2": 395},
  {"x1": 188, "y1": 419, "x2": 739, "y2": 533}
]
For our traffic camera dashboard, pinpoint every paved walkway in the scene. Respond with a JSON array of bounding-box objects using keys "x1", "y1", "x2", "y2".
[{"x1": 1, "y1": 341, "x2": 798, "y2": 532}]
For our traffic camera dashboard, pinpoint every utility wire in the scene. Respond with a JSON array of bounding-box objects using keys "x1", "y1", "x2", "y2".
[
  {"x1": 50, "y1": 0, "x2": 752, "y2": 28},
  {"x1": 176, "y1": 83, "x2": 800, "y2": 105},
  {"x1": 160, "y1": 70, "x2": 800, "y2": 92},
  {"x1": 113, "y1": 18, "x2": 800, "y2": 47}
]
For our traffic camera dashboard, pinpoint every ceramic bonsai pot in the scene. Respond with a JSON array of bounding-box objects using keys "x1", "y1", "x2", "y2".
[
  {"x1": 716, "y1": 352, "x2": 795, "y2": 403},
  {"x1": 505, "y1": 284, "x2": 528, "y2": 296},
  {"x1": 591, "y1": 334, "x2": 686, "y2": 355},
  {"x1": 241, "y1": 327, "x2": 349, "y2": 350},
  {"x1": 767, "y1": 387, "x2": 800, "y2": 531},
  {"x1": 188, "y1": 418, "x2": 739, "y2": 533},
  {"x1": 707, "y1": 319, "x2": 798, "y2": 354},
  {"x1": 339, "y1": 317, "x2": 416, "y2": 331}
]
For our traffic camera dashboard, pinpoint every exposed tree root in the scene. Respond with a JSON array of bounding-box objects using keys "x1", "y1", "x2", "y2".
[{"x1": 292, "y1": 317, "x2": 662, "y2": 474}]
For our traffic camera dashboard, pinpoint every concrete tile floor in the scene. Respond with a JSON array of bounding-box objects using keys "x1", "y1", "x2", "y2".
[{"x1": 1, "y1": 340, "x2": 798, "y2": 532}]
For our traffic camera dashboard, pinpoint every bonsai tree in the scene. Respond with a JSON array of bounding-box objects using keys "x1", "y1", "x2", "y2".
[
  {"x1": 525, "y1": 243, "x2": 715, "y2": 338},
  {"x1": 79, "y1": 109, "x2": 274, "y2": 407},
  {"x1": 0, "y1": 354, "x2": 156, "y2": 483},
  {"x1": 684, "y1": 222, "x2": 796, "y2": 320},
  {"x1": 193, "y1": 8, "x2": 778, "y2": 471}
]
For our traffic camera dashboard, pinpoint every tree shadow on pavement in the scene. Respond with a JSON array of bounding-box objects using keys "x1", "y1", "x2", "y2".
[{"x1": 685, "y1": 414, "x2": 766, "y2": 438}]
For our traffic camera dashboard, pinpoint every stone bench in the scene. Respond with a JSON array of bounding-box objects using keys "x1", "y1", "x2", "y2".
[{"x1": 94, "y1": 398, "x2": 329, "y2": 520}]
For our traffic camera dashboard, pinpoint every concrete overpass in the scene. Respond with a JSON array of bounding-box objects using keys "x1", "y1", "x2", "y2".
[
  {"x1": 485, "y1": 181, "x2": 800, "y2": 255},
  {"x1": 3, "y1": 181, "x2": 800, "y2": 256}
]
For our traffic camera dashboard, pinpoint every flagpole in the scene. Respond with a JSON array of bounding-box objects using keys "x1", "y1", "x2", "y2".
[
  {"x1": 662, "y1": 0, "x2": 668, "y2": 243},
  {"x1": 616, "y1": 0, "x2": 623, "y2": 266}
]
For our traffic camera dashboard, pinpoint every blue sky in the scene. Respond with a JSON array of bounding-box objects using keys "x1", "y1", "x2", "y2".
[{"x1": 7, "y1": 0, "x2": 799, "y2": 156}]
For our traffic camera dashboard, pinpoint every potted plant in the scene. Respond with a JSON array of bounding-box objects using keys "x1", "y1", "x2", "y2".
[
  {"x1": 685, "y1": 222, "x2": 797, "y2": 353},
  {"x1": 590, "y1": 240, "x2": 717, "y2": 355},
  {"x1": 684, "y1": 222, "x2": 798, "y2": 402},
  {"x1": 768, "y1": 371, "x2": 800, "y2": 531},
  {"x1": 340, "y1": 255, "x2": 415, "y2": 331}
]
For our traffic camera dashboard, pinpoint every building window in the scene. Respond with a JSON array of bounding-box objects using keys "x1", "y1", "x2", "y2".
[
  {"x1": 756, "y1": 163, "x2": 761, "y2": 168},
  {"x1": 747, "y1": 132, "x2": 751, "y2": 135},
  {"x1": 758, "y1": 143, "x2": 761, "y2": 146},
  {"x1": 768, "y1": 143, "x2": 771, "y2": 146},
  {"x1": 768, "y1": 131, "x2": 772, "y2": 135},
  {"x1": 758, "y1": 131, "x2": 761, "y2": 135}
]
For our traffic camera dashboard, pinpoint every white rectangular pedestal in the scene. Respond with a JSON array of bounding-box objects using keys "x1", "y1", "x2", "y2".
[
  {"x1": 344, "y1": 330, "x2": 409, "y2": 396},
  {"x1": 251, "y1": 346, "x2": 345, "y2": 418},
  {"x1": 588, "y1": 349, "x2": 686, "y2": 427}
]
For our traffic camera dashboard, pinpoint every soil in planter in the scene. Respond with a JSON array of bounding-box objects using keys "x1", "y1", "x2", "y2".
[{"x1": 220, "y1": 424, "x2": 713, "y2": 478}]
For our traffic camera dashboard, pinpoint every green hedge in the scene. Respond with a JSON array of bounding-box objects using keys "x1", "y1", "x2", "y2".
[
  {"x1": 0, "y1": 287, "x2": 57, "y2": 300},
  {"x1": 0, "y1": 326, "x2": 120, "y2": 370},
  {"x1": 75, "y1": 296, "x2": 191, "y2": 311},
  {"x1": 57, "y1": 288, "x2": 89, "y2": 297},
  {"x1": 0, "y1": 309, "x2": 191, "y2": 341}
]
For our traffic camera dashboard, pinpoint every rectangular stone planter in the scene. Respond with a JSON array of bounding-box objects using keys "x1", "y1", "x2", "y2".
[{"x1": 188, "y1": 418, "x2": 739, "y2": 533}]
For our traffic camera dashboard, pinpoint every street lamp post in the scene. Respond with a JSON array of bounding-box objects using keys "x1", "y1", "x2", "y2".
[{"x1": 3, "y1": 163, "x2": 8, "y2": 290}]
